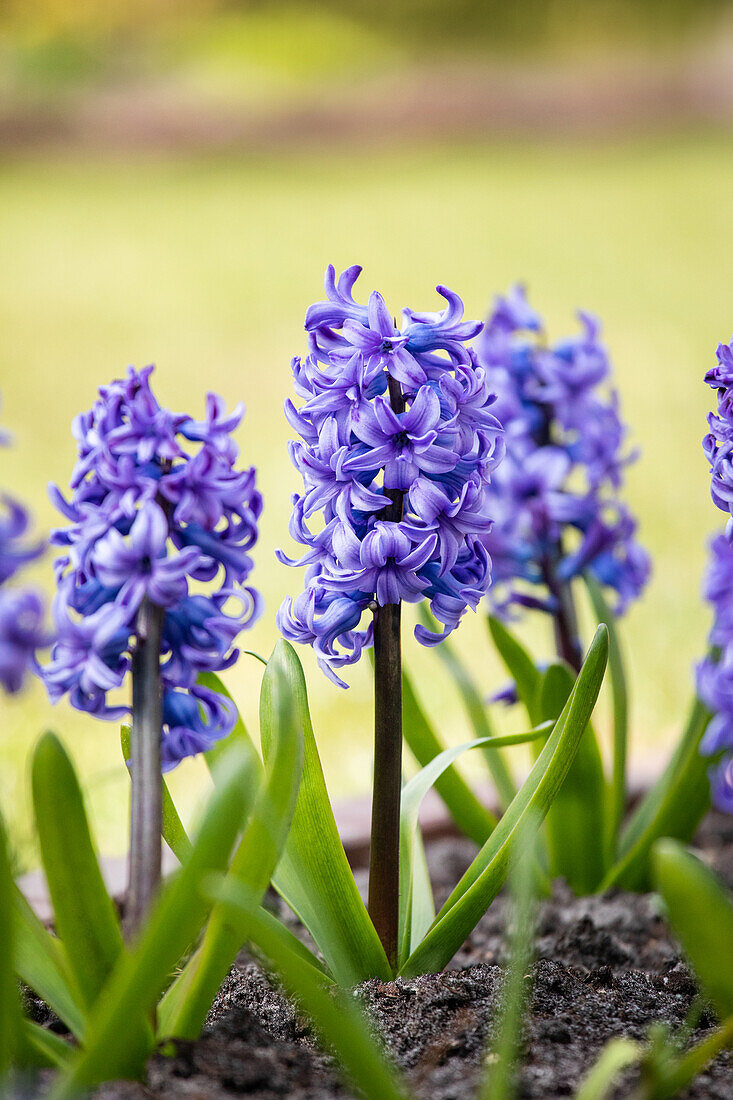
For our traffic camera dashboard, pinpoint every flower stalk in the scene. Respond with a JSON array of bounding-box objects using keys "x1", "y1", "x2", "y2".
[
  {"x1": 127, "y1": 595, "x2": 165, "y2": 937},
  {"x1": 369, "y1": 599, "x2": 402, "y2": 968},
  {"x1": 368, "y1": 374, "x2": 405, "y2": 967}
]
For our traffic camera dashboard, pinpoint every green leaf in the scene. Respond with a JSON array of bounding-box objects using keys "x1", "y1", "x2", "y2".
[
  {"x1": 400, "y1": 625, "x2": 608, "y2": 978},
  {"x1": 398, "y1": 729, "x2": 548, "y2": 966},
  {"x1": 479, "y1": 813, "x2": 538, "y2": 1100},
  {"x1": 159, "y1": 661, "x2": 304, "y2": 1039},
  {"x1": 604, "y1": 698, "x2": 712, "y2": 892},
  {"x1": 50, "y1": 743, "x2": 259, "y2": 1098},
  {"x1": 583, "y1": 574, "x2": 629, "y2": 862},
  {"x1": 32, "y1": 733, "x2": 124, "y2": 1011},
  {"x1": 652, "y1": 839, "x2": 733, "y2": 1020},
  {"x1": 121, "y1": 725, "x2": 192, "y2": 864},
  {"x1": 0, "y1": 813, "x2": 22, "y2": 1077},
  {"x1": 21, "y1": 1021, "x2": 74, "y2": 1070},
  {"x1": 574, "y1": 1038, "x2": 640, "y2": 1100},
  {"x1": 12, "y1": 887, "x2": 86, "y2": 1040},
  {"x1": 537, "y1": 662, "x2": 607, "y2": 893},
  {"x1": 402, "y1": 668, "x2": 497, "y2": 845},
  {"x1": 487, "y1": 615, "x2": 542, "y2": 725},
  {"x1": 418, "y1": 606, "x2": 516, "y2": 807},
  {"x1": 200, "y1": 671, "x2": 263, "y2": 783},
  {"x1": 264, "y1": 640, "x2": 391, "y2": 985},
  {"x1": 647, "y1": 1015, "x2": 733, "y2": 1100},
  {"x1": 205, "y1": 877, "x2": 411, "y2": 1100}
]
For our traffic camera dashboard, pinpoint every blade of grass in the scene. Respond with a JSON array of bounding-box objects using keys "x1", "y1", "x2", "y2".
[
  {"x1": 418, "y1": 606, "x2": 516, "y2": 806},
  {"x1": 402, "y1": 667, "x2": 497, "y2": 845},
  {"x1": 575, "y1": 1038, "x2": 641, "y2": 1100},
  {"x1": 400, "y1": 625, "x2": 608, "y2": 978},
  {"x1": 121, "y1": 725, "x2": 192, "y2": 863},
  {"x1": 583, "y1": 574, "x2": 628, "y2": 862},
  {"x1": 265, "y1": 640, "x2": 391, "y2": 985},
  {"x1": 159, "y1": 663, "x2": 304, "y2": 1039},
  {"x1": 479, "y1": 813, "x2": 538, "y2": 1100},
  {"x1": 652, "y1": 839, "x2": 733, "y2": 1020},
  {"x1": 644, "y1": 1015, "x2": 733, "y2": 1100},
  {"x1": 603, "y1": 698, "x2": 712, "y2": 891},
  {"x1": 206, "y1": 877, "x2": 412, "y2": 1100},
  {"x1": 32, "y1": 733, "x2": 124, "y2": 1010},
  {"x1": 50, "y1": 744, "x2": 259, "y2": 1098}
]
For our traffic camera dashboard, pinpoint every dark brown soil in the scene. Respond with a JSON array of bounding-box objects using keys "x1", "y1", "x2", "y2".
[{"x1": 58, "y1": 815, "x2": 733, "y2": 1096}]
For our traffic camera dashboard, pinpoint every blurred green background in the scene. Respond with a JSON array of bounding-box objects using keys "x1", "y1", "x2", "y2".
[{"x1": 2, "y1": 0, "x2": 733, "y2": 865}]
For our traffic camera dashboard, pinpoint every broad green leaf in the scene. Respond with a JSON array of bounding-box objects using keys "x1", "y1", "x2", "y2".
[
  {"x1": 12, "y1": 887, "x2": 86, "y2": 1040},
  {"x1": 479, "y1": 812, "x2": 538, "y2": 1100},
  {"x1": 206, "y1": 877, "x2": 411, "y2": 1100},
  {"x1": 537, "y1": 663, "x2": 607, "y2": 893},
  {"x1": 32, "y1": 733, "x2": 124, "y2": 1011},
  {"x1": 398, "y1": 730, "x2": 548, "y2": 967},
  {"x1": 200, "y1": 671, "x2": 263, "y2": 782},
  {"x1": 418, "y1": 606, "x2": 516, "y2": 807},
  {"x1": 159, "y1": 662, "x2": 304, "y2": 1039},
  {"x1": 583, "y1": 574, "x2": 628, "y2": 861},
  {"x1": 0, "y1": 813, "x2": 22, "y2": 1077},
  {"x1": 121, "y1": 725, "x2": 192, "y2": 863},
  {"x1": 652, "y1": 839, "x2": 733, "y2": 1020},
  {"x1": 51, "y1": 744, "x2": 258, "y2": 1098},
  {"x1": 604, "y1": 698, "x2": 712, "y2": 892},
  {"x1": 574, "y1": 1038, "x2": 640, "y2": 1100},
  {"x1": 264, "y1": 641, "x2": 390, "y2": 985},
  {"x1": 21, "y1": 1022, "x2": 73, "y2": 1070},
  {"x1": 400, "y1": 625, "x2": 608, "y2": 978},
  {"x1": 487, "y1": 615, "x2": 542, "y2": 725},
  {"x1": 402, "y1": 668, "x2": 497, "y2": 845}
]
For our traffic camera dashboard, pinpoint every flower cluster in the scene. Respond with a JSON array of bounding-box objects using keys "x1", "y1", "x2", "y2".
[
  {"x1": 0, "y1": 410, "x2": 47, "y2": 694},
  {"x1": 42, "y1": 366, "x2": 262, "y2": 769},
  {"x1": 697, "y1": 338, "x2": 733, "y2": 810},
  {"x1": 277, "y1": 265, "x2": 503, "y2": 686},
  {"x1": 475, "y1": 285, "x2": 650, "y2": 619}
]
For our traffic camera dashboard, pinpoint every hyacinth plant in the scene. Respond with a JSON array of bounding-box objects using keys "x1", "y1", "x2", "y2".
[
  {"x1": 410, "y1": 286, "x2": 716, "y2": 896},
  {"x1": 276, "y1": 265, "x2": 608, "y2": 967},
  {"x1": 41, "y1": 366, "x2": 262, "y2": 931}
]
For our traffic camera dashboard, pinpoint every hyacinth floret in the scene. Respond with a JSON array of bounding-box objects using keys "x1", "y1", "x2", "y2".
[
  {"x1": 697, "y1": 338, "x2": 733, "y2": 810},
  {"x1": 475, "y1": 285, "x2": 650, "y2": 620},
  {"x1": 43, "y1": 367, "x2": 262, "y2": 768},
  {"x1": 0, "y1": 404, "x2": 48, "y2": 694},
  {"x1": 277, "y1": 265, "x2": 503, "y2": 687}
]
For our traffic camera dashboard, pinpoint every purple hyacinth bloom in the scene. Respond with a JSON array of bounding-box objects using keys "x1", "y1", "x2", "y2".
[
  {"x1": 474, "y1": 285, "x2": 649, "y2": 621},
  {"x1": 0, "y1": 407, "x2": 49, "y2": 694},
  {"x1": 278, "y1": 265, "x2": 501, "y2": 686},
  {"x1": 42, "y1": 366, "x2": 262, "y2": 767},
  {"x1": 695, "y1": 347, "x2": 733, "y2": 813}
]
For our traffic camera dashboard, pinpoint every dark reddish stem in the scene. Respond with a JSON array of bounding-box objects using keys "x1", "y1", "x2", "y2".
[{"x1": 368, "y1": 374, "x2": 405, "y2": 969}]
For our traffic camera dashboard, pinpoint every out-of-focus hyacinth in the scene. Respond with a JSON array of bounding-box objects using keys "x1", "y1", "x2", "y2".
[
  {"x1": 276, "y1": 264, "x2": 503, "y2": 687},
  {"x1": 697, "y1": 338, "x2": 733, "y2": 811},
  {"x1": 0, "y1": 414, "x2": 47, "y2": 693},
  {"x1": 475, "y1": 285, "x2": 650, "y2": 620},
  {"x1": 42, "y1": 366, "x2": 262, "y2": 769}
]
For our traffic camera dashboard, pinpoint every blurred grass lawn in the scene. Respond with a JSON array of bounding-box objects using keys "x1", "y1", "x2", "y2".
[{"x1": 0, "y1": 133, "x2": 728, "y2": 864}]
